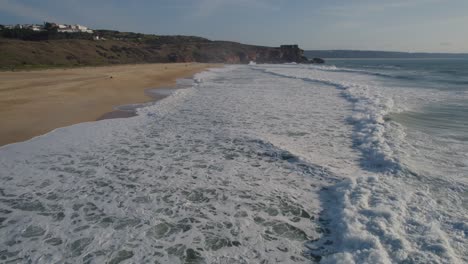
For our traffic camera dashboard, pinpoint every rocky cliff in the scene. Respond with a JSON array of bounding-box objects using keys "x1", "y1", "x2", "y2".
[
  {"x1": 0, "y1": 30, "x2": 310, "y2": 69},
  {"x1": 166, "y1": 42, "x2": 308, "y2": 64}
]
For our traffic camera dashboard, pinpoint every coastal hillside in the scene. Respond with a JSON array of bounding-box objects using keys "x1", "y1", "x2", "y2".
[{"x1": 0, "y1": 29, "x2": 308, "y2": 69}]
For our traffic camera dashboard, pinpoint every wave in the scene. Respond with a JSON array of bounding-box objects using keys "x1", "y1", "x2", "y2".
[
  {"x1": 257, "y1": 66, "x2": 401, "y2": 173},
  {"x1": 314, "y1": 64, "x2": 468, "y2": 87},
  {"x1": 1, "y1": 64, "x2": 465, "y2": 263},
  {"x1": 256, "y1": 64, "x2": 465, "y2": 263},
  {"x1": 308, "y1": 64, "x2": 406, "y2": 79}
]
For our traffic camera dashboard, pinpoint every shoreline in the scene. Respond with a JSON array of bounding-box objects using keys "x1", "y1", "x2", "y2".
[
  {"x1": 96, "y1": 86, "x2": 182, "y2": 120},
  {"x1": 0, "y1": 63, "x2": 219, "y2": 146}
]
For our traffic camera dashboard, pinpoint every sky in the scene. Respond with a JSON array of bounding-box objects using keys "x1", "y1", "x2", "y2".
[{"x1": 1, "y1": 0, "x2": 467, "y2": 52}]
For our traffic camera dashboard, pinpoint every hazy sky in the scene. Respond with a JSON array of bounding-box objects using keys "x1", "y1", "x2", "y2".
[{"x1": 1, "y1": 0, "x2": 467, "y2": 52}]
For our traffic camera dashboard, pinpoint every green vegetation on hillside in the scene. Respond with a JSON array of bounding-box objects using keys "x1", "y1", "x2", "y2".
[{"x1": 0, "y1": 27, "x2": 308, "y2": 70}]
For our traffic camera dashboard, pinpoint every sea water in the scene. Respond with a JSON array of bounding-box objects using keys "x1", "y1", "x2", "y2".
[{"x1": 0, "y1": 60, "x2": 466, "y2": 263}]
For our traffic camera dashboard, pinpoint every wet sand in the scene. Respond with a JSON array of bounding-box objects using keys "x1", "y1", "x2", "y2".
[
  {"x1": 96, "y1": 88, "x2": 171, "y2": 120},
  {"x1": 0, "y1": 63, "x2": 218, "y2": 146}
]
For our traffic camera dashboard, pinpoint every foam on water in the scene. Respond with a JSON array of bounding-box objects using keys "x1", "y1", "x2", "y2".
[
  {"x1": 0, "y1": 64, "x2": 466, "y2": 264},
  {"x1": 0, "y1": 66, "x2": 344, "y2": 263},
  {"x1": 259, "y1": 63, "x2": 467, "y2": 263}
]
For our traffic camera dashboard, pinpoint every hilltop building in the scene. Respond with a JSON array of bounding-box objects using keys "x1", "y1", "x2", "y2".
[
  {"x1": 57, "y1": 24, "x2": 93, "y2": 33},
  {"x1": 1, "y1": 23, "x2": 93, "y2": 34},
  {"x1": 3, "y1": 24, "x2": 45, "y2": 31}
]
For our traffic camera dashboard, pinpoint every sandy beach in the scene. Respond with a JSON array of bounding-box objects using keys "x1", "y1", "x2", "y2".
[{"x1": 0, "y1": 63, "x2": 218, "y2": 146}]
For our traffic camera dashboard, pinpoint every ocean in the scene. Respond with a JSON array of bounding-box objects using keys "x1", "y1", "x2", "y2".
[{"x1": 0, "y1": 60, "x2": 466, "y2": 263}]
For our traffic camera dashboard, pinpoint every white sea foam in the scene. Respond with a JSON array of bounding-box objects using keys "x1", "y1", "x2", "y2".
[
  {"x1": 258, "y1": 63, "x2": 467, "y2": 263},
  {"x1": 0, "y1": 64, "x2": 466, "y2": 263},
  {"x1": 0, "y1": 66, "x2": 339, "y2": 263}
]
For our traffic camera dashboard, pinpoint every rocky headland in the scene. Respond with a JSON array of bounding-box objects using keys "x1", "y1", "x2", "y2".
[{"x1": 0, "y1": 29, "x2": 321, "y2": 69}]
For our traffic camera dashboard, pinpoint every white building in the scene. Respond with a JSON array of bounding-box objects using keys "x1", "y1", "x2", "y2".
[
  {"x1": 57, "y1": 28, "x2": 75, "y2": 33},
  {"x1": 74, "y1": 24, "x2": 87, "y2": 30},
  {"x1": 3, "y1": 22, "x2": 93, "y2": 33},
  {"x1": 30, "y1": 25, "x2": 43, "y2": 31},
  {"x1": 2, "y1": 24, "x2": 43, "y2": 31},
  {"x1": 56, "y1": 24, "x2": 93, "y2": 34}
]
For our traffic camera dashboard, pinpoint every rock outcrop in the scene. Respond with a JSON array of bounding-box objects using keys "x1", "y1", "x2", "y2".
[
  {"x1": 187, "y1": 43, "x2": 309, "y2": 64},
  {"x1": 311, "y1": 58, "x2": 325, "y2": 64},
  {"x1": 278, "y1": 45, "x2": 306, "y2": 62}
]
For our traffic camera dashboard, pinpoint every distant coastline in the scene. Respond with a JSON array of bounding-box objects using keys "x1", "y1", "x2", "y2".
[{"x1": 304, "y1": 50, "x2": 468, "y2": 59}]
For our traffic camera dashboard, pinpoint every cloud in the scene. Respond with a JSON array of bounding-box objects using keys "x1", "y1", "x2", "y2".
[{"x1": 0, "y1": 0, "x2": 58, "y2": 22}]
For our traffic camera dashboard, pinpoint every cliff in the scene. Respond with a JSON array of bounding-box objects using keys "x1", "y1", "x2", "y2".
[{"x1": 0, "y1": 30, "x2": 309, "y2": 69}]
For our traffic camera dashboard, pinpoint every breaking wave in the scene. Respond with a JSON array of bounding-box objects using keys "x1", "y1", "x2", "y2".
[{"x1": 0, "y1": 64, "x2": 466, "y2": 263}]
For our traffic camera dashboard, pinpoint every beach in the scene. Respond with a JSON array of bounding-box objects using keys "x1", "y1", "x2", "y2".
[
  {"x1": 0, "y1": 62, "x2": 466, "y2": 263},
  {"x1": 0, "y1": 63, "x2": 217, "y2": 146}
]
